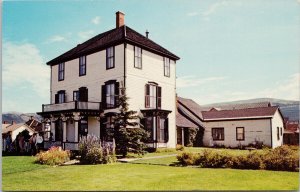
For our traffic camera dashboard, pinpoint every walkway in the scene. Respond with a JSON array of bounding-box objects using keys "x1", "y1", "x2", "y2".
[{"x1": 117, "y1": 154, "x2": 177, "y2": 163}]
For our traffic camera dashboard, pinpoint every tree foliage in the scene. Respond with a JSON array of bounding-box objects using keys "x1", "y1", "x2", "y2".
[{"x1": 113, "y1": 85, "x2": 149, "y2": 157}]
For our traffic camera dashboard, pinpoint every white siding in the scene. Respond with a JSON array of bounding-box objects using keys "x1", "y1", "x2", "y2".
[
  {"x1": 51, "y1": 44, "x2": 124, "y2": 103},
  {"x1": 271, "y1": 110, "x2": 284, "y2": 148},
  {"x1": 126, "y1": 44, "x2": 176, "y2": 148},
  {"x1": 203, "y1": 119, "x2": 273, "y2": 148}
]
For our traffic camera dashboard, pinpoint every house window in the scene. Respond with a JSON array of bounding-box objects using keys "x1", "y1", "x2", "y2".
[
  {"x1": 73, "y1": 91, "x2": 79, "y2": 101},
  {"x1": 280, "y1": 127, "x2": 283, "y2": 136},
  {"x1": 236, "y1": 127, "x2": 244, "y2": 141},
  {"x1": 277, "y1": 127, "x2": 280, "y2": 140},
  {"x1": 102, "y1": 81, "x2": 119, "y2": 109},
  {"x1": 105, "y1": 116, "x2": 114, "y2": 142},
  {"x1": 58, "y1": 63, "x2": 64, "y2": 81},
  {"x1": 79, "y1": 116, "x2": 88, "y2": 138},
  {"x1": 164, "y1": 57, "x2": 170, "y2": 77},
  {"x1": 134, "y1": 46, "x2": 142, "y2": 69},
  {"x1": 55, "y1": 90, "x2": 65, "y2": 104},
  {"x1": 79, "y1": 56, "x2": 86, "y2": 76},
  {"x1": 145, "y1": 83, "x2": 161, "y2": 109},
  {"x1": 212, "y1": 128, "x2": 224, "y2": 141},
  {"x1": 106, "y1": 47, "x2": 114, "y2": 69}
]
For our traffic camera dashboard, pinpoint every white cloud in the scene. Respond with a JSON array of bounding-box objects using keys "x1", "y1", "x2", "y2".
[
  {"x1": 187, "y1": 12, "x2": 199, "y2": 17},
  {"x1": 47, "y1": 35, "x2": 66, "y2": 43},
  {"x1": 78, "y1": 30, "x2": 95, "y2": 40},
  {"x1": 202, "y1": 0, "x2": 228, "y2": 17},
  {"x1": 177, "y1": 75, "x2": 227, "y2": 88},
  {"x1": 91, "y1": 16, "x2": 101, "y2": 25},
  {"x1": 3, "y1": 41, "x2": 50, "y2": 98}
]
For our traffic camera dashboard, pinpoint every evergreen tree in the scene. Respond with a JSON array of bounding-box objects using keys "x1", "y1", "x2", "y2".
[{"x1": 113, "y1": 84, "x2": 149, "y2": 157}]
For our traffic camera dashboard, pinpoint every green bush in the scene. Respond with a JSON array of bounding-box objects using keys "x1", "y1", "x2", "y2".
[
  {"x1": 176, "y1": 144, "x2": 184, "y2": 151},
  {"x1": 263, "y1": 146, "x2": 299, "y2": 172},
  {"x1": 198, "y1": 149, "x2": 231, "y2": 168},
  {"x1": 177, "y1": 152, "x2": 200, "y2": 166},
  {"x1": 35, "y1": 146, "x2": 70, "y2": 166},
  {"x1": 231, "y1": 152, "x2": 264, "y2": 170},
  {"x1": 79, "y1": 134, "x2": 116, "y2": 164}
]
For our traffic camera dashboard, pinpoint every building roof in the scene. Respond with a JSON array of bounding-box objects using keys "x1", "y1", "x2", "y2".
[
  {"x1": 202, "y1": 106, "x2": 279, "y2": 121},
  {"x1": 202, "y1": 102, "x2": 271, "y2": 111},
  {"x1": 284, "y1": 122, "x2": 299, "y2": 134},
  {"x1": 177, "y1": 97, "x2": 203, "y2": 120},
  {"x1": 2, "y1": 123, "x2": 35, "y2": 134},
  {"x1": 176, "y1": 112, "x2": 198, "y2": 128},
  {"x1": 26, "y1": 119, "x2": 43, "y2": 132},
  {"x1": 47, "y1": 25, "x2": 179, "y2": 65}
]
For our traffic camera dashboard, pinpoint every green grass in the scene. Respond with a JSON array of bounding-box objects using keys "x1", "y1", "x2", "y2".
[
  {"x1": 134, "y1": 156, "x2": 178, "y2": 166},
  {"x1": 2, "y1": 156, "x2": 299, "y2": 191}
]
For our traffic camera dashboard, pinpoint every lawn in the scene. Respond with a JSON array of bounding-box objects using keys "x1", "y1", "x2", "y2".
[{"x1": 2, "y1": 156, "x2": 299, "y2": 191}]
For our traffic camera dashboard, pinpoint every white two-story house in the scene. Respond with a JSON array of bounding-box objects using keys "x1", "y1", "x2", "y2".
[{"x1": 37, "y1": 11, "x2": 180, "y2": 150}]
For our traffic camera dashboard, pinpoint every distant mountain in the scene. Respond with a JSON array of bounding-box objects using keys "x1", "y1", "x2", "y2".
[
  {"x1": 2, "y1": 112, "x2": 42, "y2": 124},
  {"x1": 202, "y1": 98, "x2": 299, "y2": 121}
]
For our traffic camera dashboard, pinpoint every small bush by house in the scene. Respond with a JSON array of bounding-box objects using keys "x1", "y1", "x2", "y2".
[
  {"x1": 79, "y1": 134, "x2": 116, "y2": 164},
  {"x1": 35, "y1": 146, "x2": 70, "y2": 166}
]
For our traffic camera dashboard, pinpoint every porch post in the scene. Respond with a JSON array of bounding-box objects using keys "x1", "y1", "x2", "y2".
[
  {"x1": 181, "y1": 127, "x2": 184, "y2": 146},
  {"x1": 61, "y1": 115, "x2": 67, "y2": 142},
  {"x1": 73, "y1": 112, "x2": 81, "y2": 143}
]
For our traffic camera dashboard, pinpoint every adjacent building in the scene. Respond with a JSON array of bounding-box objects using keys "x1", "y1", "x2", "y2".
[
  {"x1": 37, "y1": 11, "x2": 180, "y2": 150},
  {"x1": 176, "y1": 97, "x2": 285, "y2": 148}
]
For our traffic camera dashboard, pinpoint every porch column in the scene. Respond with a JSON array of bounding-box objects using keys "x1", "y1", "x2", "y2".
[
  {"x1": 73, "y1": 112, "x2": 81, "y2": 142},
  {"x1": 181, "y1": 127, "x2": 184, "y2": 146},
  {"x1": 61, "y1": 115, "x2": 67, "y2": 142},
  {"x1": 50, "y1": 116, "x2": 58, "y2": 140}
]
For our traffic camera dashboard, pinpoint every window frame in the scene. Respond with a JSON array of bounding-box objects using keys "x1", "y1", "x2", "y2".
[
  {"x1": 277, "y1": 127, "x2": 280, "y2": 140},
  {"x1": 58, "y1": 63, "x2": 64, "y2": 81},
  {"x1": 106, "y1": 46, "x2": 115, "y2": 70},
  {"x1": 58, "y1": 91, "x2": 65, "y2": 104},
  {"x1": 163, "y1": 57, "x2": 170, "y2": 77},
  {"x1": 134, "y1": 46, "x2": 142, "y2": 69},
  {"x1": 73, "y1": 91, "x2": 79, "y2": 101},
  {"x1": 145, "y1": 83, "x2": 161, "y2": 109},
  {"x1": 105, "y1": 83, "x2": 115, "y2": 109},
  {"x1": 236, "y1": 127, "x2": 245, "y2": 141},
  {"x1": 79, "y1": 56, "x2": 86, "y2": 76},
  {"x1": 212, "y1": 127, "x2": 224, "y2": 141}
]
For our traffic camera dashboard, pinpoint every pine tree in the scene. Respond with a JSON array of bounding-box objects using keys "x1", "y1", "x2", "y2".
[{"x1": 113, "y1": 84, "x2": 149, "y2": 157}]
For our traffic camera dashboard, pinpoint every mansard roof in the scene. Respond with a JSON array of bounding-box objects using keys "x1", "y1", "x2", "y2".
[{"x1": 47, "y1": 25, "x2": 180, "y2": 65}]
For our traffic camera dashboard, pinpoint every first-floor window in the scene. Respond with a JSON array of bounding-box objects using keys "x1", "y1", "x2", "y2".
[
  {"x1": 277, "y1": 127, "x2": 280, "y2": 140},
  {"x1": 79, "y1": 117, "x2": 88, "y2": 138},
  {"x1": 55, "y1": 120, "x2": 63, "y2": 141},
  {"x1": 280, "y1": 127, "x2": 283, "y2": 136},
  {"x1": 236, "y1": 127, "x2": 244, "y2": 141},
  {"x1": 158, "y1": 118, "x2": 165, "y2": 142},
  {"x1": 105, "y1": 116, "x2": 114, "y2": 142},
  {"x1": 212, "y1": 128, "x2": 224, "y2": 141}
]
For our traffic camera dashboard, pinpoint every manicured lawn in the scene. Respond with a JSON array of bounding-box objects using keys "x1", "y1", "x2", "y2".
[{"x1": 2, "y1": 156, "x2": 299, "y2": 191}]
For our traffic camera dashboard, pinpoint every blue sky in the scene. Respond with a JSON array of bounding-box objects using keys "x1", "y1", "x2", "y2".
[{"x1": 2, "y1": 0, "x2": 299, "y2": 113}]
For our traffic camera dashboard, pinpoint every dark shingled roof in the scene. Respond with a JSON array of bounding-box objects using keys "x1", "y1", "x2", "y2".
[
  {"x1": 176, "y1": 112, "x2": 198, "y2": 128},
  {"x1": 202, "y1": 106, "x2": 279, "y2": 120},
  {"x1": 47, "y1": 25, "x2": 179, "y2": 65},
  {"x1": 177, "y1": 97, "x2": 203, "y2": 120}
]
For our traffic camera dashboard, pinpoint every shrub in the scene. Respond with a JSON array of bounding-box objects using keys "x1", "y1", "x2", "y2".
[
  {"x1": 263, "y1": 145, "x2": 299, "y2": 172},
  {"x1": 231, "y1": 152, "x2": 264, "y2": 170},
  {"x1": 176, "y1": 144, "x2": 184, "y2": 151},
  {"x1": 79, "y1": 134, "x2": 116, "y2": 164},
  {"x1": 177, "y1": 152, "x2": 200, "y2": 166},
  {"x1": 35, "y1": 146, "x2": 70, "y2": 166},
  {"x1": 198, "y1": 149, "x2": 231, "y2": 168}
]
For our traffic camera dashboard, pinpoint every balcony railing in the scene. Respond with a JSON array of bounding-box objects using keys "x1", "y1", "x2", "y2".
[{"x1": 42, "y1": 101, "x2": 101, "y2": 112}]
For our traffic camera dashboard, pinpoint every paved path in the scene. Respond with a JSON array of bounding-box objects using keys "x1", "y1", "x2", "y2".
[{"x1": 117, "y1": 154, "x2": 177, "y2": 163}]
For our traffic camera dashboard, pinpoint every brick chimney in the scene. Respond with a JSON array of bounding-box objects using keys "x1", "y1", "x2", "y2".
[{"x1": 116, "y1": 11, "x2": 125, "y2": 28}]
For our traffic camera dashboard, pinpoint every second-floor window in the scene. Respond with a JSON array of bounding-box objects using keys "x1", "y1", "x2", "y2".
[
  {"x1": 106, "y1": 47, "x2": 114, "y2": 69},
  {"x1": 55, "y1": 90, "x2": 65, "y2": 104},
  {"x1": 134, "y1": 46, "x2": 142, "y2": 69},
  {"x1": 79, "y1": 56, "x2": 86, "y2": 76},
  {"x1": 164, "y1": 57, "x2": 170, "y2": 77},
  {"x1": 58, "y1": 63, "x2": 64, "y2": 81},
  {"x1": 73, "y1": 91, "x2": 79, "y2": 101},
  {"x1": 145, "y1": 83, "x2": 161, "y2": 109},
  {"x1": 102, "y1": 81, "x2": 119, "y2": 109},
  {"x1": 236, "y1": 127, "x2": 244, "y2": 141}
]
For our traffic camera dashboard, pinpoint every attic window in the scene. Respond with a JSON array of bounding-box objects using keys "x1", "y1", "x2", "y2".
[
  {"x1": 79, "y1": 56, "x2": 86, "y2": 76},
  {"x1": 134, "y1": 46, "x2": 142, "y2": 69}
]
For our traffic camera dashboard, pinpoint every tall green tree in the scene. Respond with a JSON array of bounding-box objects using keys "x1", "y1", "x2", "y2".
[{"x1": 113, "y1": 84, "x2": 149, "y2": 157}]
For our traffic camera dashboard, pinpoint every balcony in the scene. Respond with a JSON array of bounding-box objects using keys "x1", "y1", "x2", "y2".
[{"x1": 42, "y1": 101, "x2": 102, "y2": 113}]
